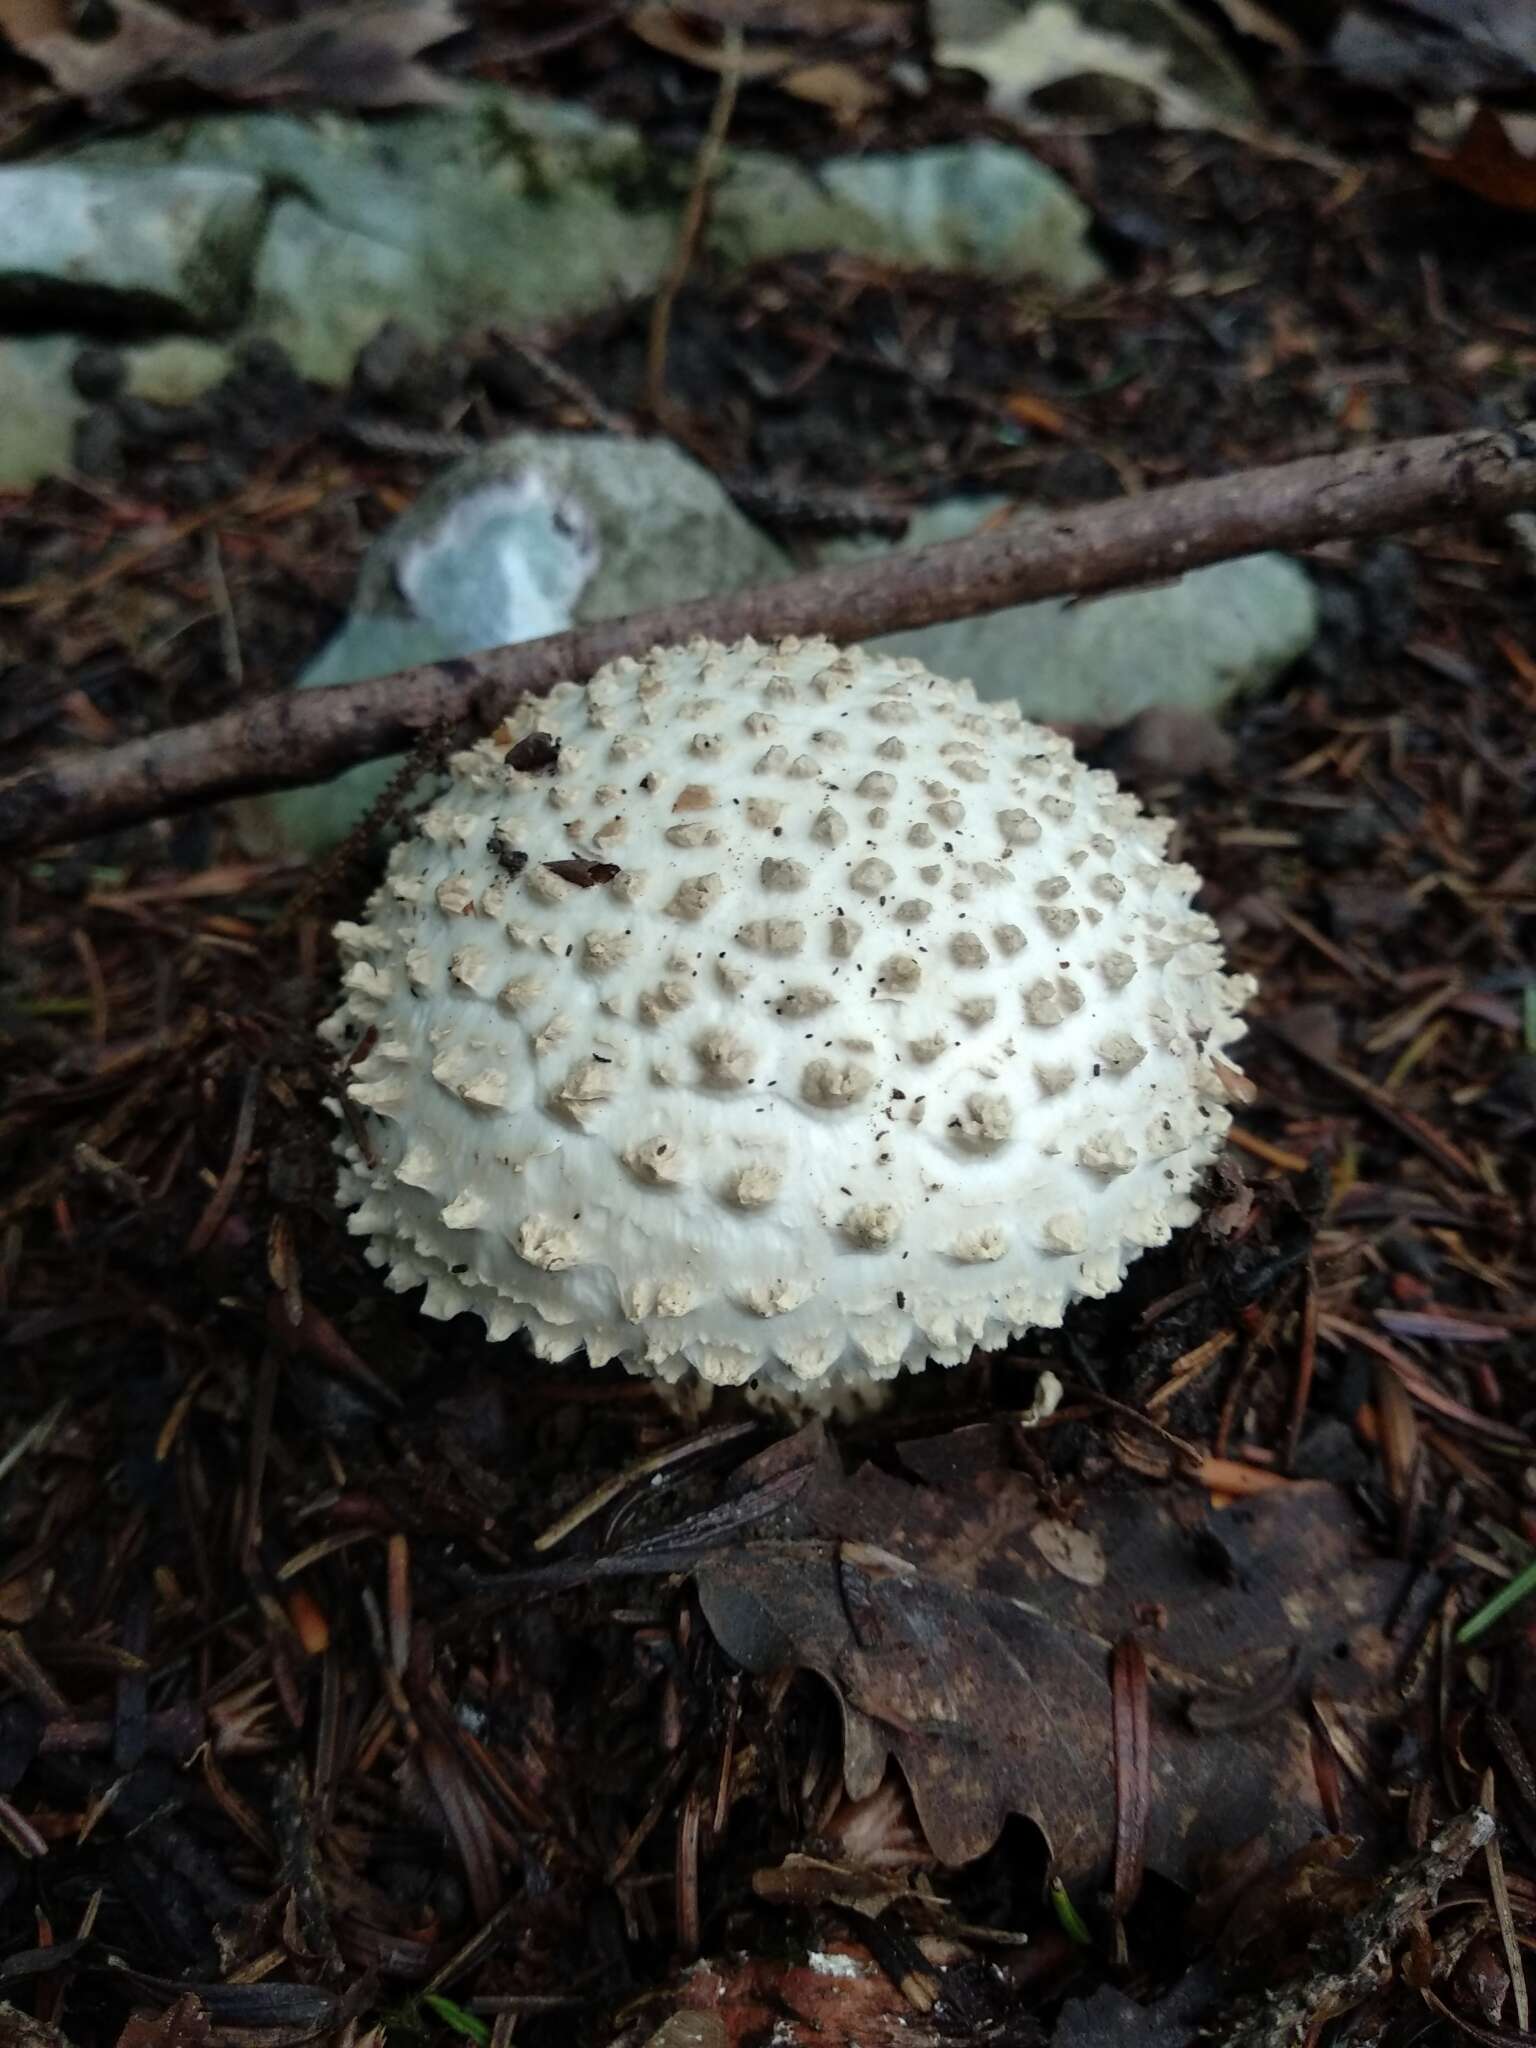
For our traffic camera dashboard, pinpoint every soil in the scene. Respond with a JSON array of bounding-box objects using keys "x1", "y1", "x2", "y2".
[{"x1": 2, "y1": 17, "x2": 1535, "y2": 2048}]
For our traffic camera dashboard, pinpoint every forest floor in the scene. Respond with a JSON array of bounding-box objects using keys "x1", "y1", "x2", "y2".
[{"x1": 2, "y1": 9, "x2": 1536, "y2": 2047}]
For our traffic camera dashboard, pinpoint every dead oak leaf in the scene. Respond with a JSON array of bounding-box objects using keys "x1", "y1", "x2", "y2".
[
  {"x1": 0, "y1": 0, "x2": 213, "y2": 101},
  {"x1": 0, "y1": 0, "x2": 463, "y2": 110},
  {"x1": 185, "y1": 1, "x2": 464, "y2": 110},
  {"x1": 696, "y1": 1423, "x2": 1412, "y2": 1880}
]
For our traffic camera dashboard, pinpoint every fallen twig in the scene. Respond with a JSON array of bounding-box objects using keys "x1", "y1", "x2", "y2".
[
  {"x1": 3, "y1": 423, "x2": 1534, "y2": 858},
  {"x1": 646, "y1": 25, "x2": 743, "y2": 428}
]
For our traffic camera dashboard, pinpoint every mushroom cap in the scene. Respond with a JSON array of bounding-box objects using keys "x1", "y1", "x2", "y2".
[{"x1": 322, "y1": 635, "x2": 1255, "y2": 1401}]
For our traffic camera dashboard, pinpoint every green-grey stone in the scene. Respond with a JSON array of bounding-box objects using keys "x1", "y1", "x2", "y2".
[
  {"x1": 820, "y1": 496, "x2": 1318, "y2": 723},
  {"x1": 123, "y1": 338, "x2": 232, "y2": 404},
  {"x1": 246, "y1": 433, "x2": 789, "y2": 855},
  {"x1": 61, "y1": 89, "x2": 1101, "y2": 385},
  {"x1": 0, "y1": 337, "x2": 86, "y2": 489},
  {"x1": 0, "y1": 166, "x2": 268, "y2": 331}
]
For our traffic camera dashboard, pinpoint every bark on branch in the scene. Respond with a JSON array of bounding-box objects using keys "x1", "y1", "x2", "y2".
[{"x1": 4, "y1": 423, "x2": 1534, "y2": 859}]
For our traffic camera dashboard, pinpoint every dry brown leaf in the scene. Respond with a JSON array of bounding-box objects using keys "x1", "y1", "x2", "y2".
[
  {"x1": 0, "y1": 0, "x2": 214, "y2": 99},
  {"x1": 1214, "y1": 1833, "x2": 1371, "y2": 1972},
  {"x1": 0, "y1": 1569, "x2": 52, "y2": 1625},
  {"x1": 770, "y1": 58, "x2": 888, "y2": 119},
  {"x1": 673, "y1": 1942, "x2": 932, "y2": 2048},
  {"x1": 628, "y1": 3, "x2": 888, "y2": 121},
  {"x1": 695, "y1": 1422, "x2": 1414, "y2": 1877},
  {"x1": 1029, "y1": 1515, "x2": 1108, "y2": 1586},
  {"x1": 115, "y1": 1997, "x2": 217, "y2": 2048},
  {"x1": 630, "y1": 5, "x2": 806, "y2": 74},
  {"x1": 1370, "y1": 1354, "x2": 1419, "y2": 1504},
  {"x1": 1427, "y1": 105, "x2": 1536, "y2": 215},
  {"x1": 1003, "y1": 388, "x2": 1073, "y2": 436},
  {"x1": 0, "y1": 0, "x2": 462, "y2": 110},
  {"x1": 185, "y1": 1, "x2": 464, "y2": 110}
]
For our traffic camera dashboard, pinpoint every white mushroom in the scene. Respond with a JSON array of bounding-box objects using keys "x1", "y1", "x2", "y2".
[{"x1": 322, "y1": 636, "x2": 1255, "y2": 1404}]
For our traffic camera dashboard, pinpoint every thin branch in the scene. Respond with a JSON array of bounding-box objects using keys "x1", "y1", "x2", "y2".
[
  {"x1": 646, "y1": 27, "x2": 744, "y2": 430},
  {"x1": 3, "y1": 423, "x2": 1534, "y2": 860}
]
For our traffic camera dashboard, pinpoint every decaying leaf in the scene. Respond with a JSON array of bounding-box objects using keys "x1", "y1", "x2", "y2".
[
  {"x1": 0, "y1": 0, "x2": 212, "y2": 99},
  {"x1": 694, "y1": 1422, "x2": 1414, "y2": 1879},
  {"x1": 1426, "y1": 106, "x2": 1536, "y2": 215},
  {"x1": 0, "y1": 1568, "x2": 53, "y2": 1625},
  {"x1": 185, "y1": 1, "x2": 464, "y2": 110},
  {"x1": 931, "y1": 0, "x2": 1260, "y2": 132},
  {"x1": 670, "y1": 1941, "x2": 937, "y2": 2048},
  {"x1": 115, "y1": 1995, "x2": 217, "y2": 2048},
  {"x1": 1213, "y1": 1833, "x2": 1372, "y2": 1974},
  {"x1": 628, "y1": 2, "x2": 892, "y2": 122},
  {"x1": 1029, "y1": 1514, "x2": 1108, "y2": 1587},
  {"x1": 0, "y1": 0, "x2": 463, "y2": 110}
]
